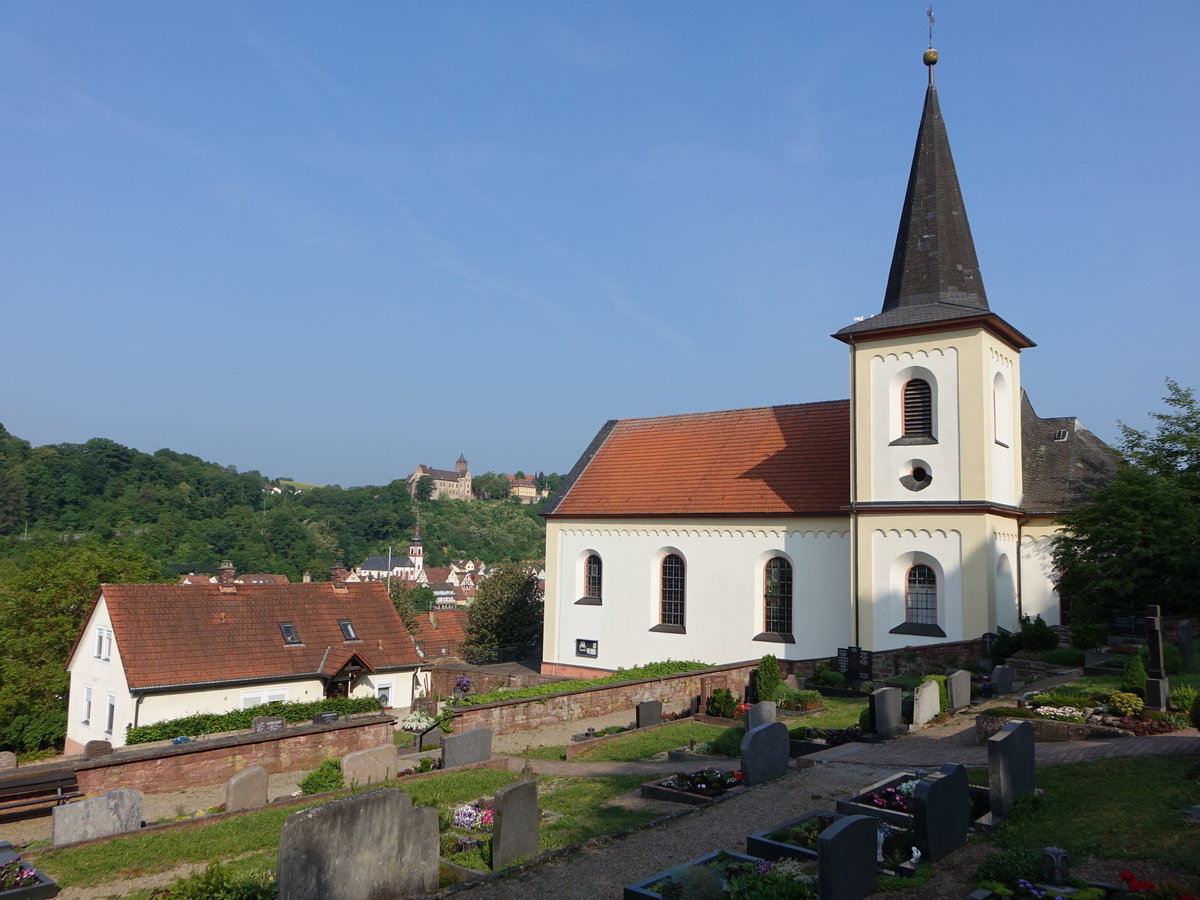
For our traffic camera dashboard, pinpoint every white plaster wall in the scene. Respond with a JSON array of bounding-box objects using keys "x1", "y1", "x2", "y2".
[
  {"x1": 869, "y1": 528, "x2": 964, "y2": 649},
  {"x1": 66, "y1": 595, "x2": 133, "y2": 750},
  {"x1": 869, "y1": 347, "x2": 961, "y2": 502},
  {"x1": 993, "y1": 534, "x2": 1020, "y2": 633},
  {"x1": 1020, "y1": 533, "x2": 1061, "y2": 625},
  {"x1": 988, "y1": 351, "x2": 1018, "y2": 505},
  {"x1": 549, "y1": 522, "x2": 850, "y2": 671}
]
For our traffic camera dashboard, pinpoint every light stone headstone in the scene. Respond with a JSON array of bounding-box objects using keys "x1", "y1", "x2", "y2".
[
  {"x1": 636, "y1": 700, "x2": 662, "y2": 729},
  {"x1": 988, "y1": 720, "x2": 1035, "y2": 816},
  {"x1": 990, "y1": 665, "x2": 1014, "y2": 695},
  {"x1": 277, "y1": 788, "x2": 437, "y2": 900},
  {"x1": 226, "y1": 765, "x2": 269, "y2": 813},
  {"x1": 946, "y1": 670, "x2": 971, "y2": 711},
  {"x1": 0, "y1": 751, "x2": 16, "y2": 769},
  {"x1": 342, "y1": 745, "x2": 399, "y2": 787},
  {"x1": 746, "y1": 700, "x2": 777, "y2": 731},
  {"x1": 912, "y1": 764, "x2": 970, "y2": 862},
  {"x1": 52, "y1": 788, "x2": 142, "y2": 846},
  {"x1": 252, "y1": 715, "x2": 287, "y2": 734},
  {"x1": 1180, "y1": 619, "x2": 1194, "y2": 673},
  {"x1": 83, "y1": 740, "x2": 113, "y2": 759},
  {"x1": 912, "y1": 680, "x2": 940, "y2": 726},
  {"x1": 817, "y1": 814, "x2": 877, "y2": 900},
  {"x1": 441, "y1": 727, "x2": 492, "y2": 769},
  {"x1": 869, "y1": 686, "x2": 903, "y2": 739},
  {"x1": 739, "y1": 721, "x2": 789, "y2": 786},
  {"x1": 490, "y1": 778, "x2": 540, "y2": 869}
]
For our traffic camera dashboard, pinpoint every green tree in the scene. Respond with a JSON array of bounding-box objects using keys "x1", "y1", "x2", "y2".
[
  {"x1": 1054, "y1": 381, "x2": 1200, "y2": 624},
  {"x1": 471, "y1": 471, "x2": 511, "y2": 501},
  {"x1": 388, "y1": 580, "x2": 435, "y2": 633},
  {"x1": 0, "y1": 543, "x2": 159, "y2": 751},
  {"x1": 460, "y1": 561, "x2": 543, "y2": 660},
  {"x1": 414, "y1": 475, "x2": 435, "y2": 502}
]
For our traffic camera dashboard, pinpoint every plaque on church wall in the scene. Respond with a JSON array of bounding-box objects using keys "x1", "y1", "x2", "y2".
[{"x1": 575, "y1": 639, "x2": 598, "y2": 658}]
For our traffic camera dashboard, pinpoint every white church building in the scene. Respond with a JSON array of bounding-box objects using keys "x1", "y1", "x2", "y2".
[{"x1": 540, "y1": 50, "x2": 1117, "y2": 678}]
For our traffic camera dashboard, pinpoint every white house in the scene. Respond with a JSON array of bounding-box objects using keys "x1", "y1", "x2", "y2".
[
  {"x1": 540, "y1": 51, "x2": 1118, "y2": 678},
  {"x1": 65, "y1": 569, "x2": 427, "y2": 752}
]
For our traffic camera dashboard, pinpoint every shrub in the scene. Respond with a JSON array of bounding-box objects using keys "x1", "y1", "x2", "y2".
[
  {"x1": 156, "y1": 861, "x2": 277, "y2": 899},
  {"x1": 1031, "y1": 692, "x2": 1094, "y2": 711},
  {"x1": 1032, "y1": 648, "x2": 1086, "y2": 667},
  {"x1": 993, "y1": 615, "x2": 1059, "y2": 664},
  {"x1": 299, "y1": 758, "x2": 344, "y2": 795},
  {"x1": 921, "y1": 674, "x2": 949, "y2": 713},
  {"x1": 126, "y1": 697, "x2": 382, "y2": 745},
  {"x1": 973, "y1": 846, "x2": 1043, "y2": 885},
  {"x1": 1191, "y1": 694, "x2": 1200, "y2": 730},
  {"x1": 1169, "y1": 684, "x2": 1198, "y2": 714},
  {"x1": 1108, "y1": 691, "x2": 1144, "y2": 717},
  {"x1": 1137, "y1": 642, "x2": 1184, "y2": 676},
  {"x1": 754, "y1": 654, "x2": 783, "y2": 704},
  {"x1": 811, "y1": 669, "x2": 845, "y2": 687},
  {"x1": 706, "y1": 688, "x2": 739, "y2": 718},
  {"x1": 1069, "y1": 621, "x2": 1106, "y2": 650},
  {"x1": 776, "y1": 689, "x2": 822, "y2": 711},
  {"x1": 858, "y1": 705, "x2": 872, "y2": 731},
  {"x1": 1121, "y1": 653, "x2": 1147, "y2": 697}
]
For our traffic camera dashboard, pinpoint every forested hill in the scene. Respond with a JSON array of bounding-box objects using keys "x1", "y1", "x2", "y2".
[{"x1": 0, "y1": 424, "x2": 547, "y2": 580}]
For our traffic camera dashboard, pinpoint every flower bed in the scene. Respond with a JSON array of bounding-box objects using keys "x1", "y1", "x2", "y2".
[
  {"x1": 835, "y1": 773, "x2": 991, "y2": 830},
  {"x1": 748, "y1": 812, "x2": 920, "y2": 877},
  {"x1": 0, "y1": 841, "x2": 59, "y2": 899},
  {"x1": 640, "y1": 768, "x2": 745, "y2": 806},
  {"x1": 624, "y1": 849, "x2": 817, "y2": 899}
]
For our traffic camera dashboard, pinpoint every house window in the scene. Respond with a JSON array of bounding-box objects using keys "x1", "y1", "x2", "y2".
[
  {"x1": 83, "y1": 686, "x2": 92, "y2": 724},
  {"x1": 279, "y1": 622, "x2": 301, "y2": 644},
  {"x1": 242, "y1": 689, "x2": 287, "y2": 709},
  {"x1": 585, "y1": 555, "x2": 602, "y2": 600},
  {"x1": 94, "y1": 627, "x2": 112, "y2": 661},
  {"x1": 764, "y1": 557, "x2": 793, "y2": 634},
  {"x1": 660, "y1": 554, "x2": 685, "y2": 627},
  {"x1": 105, "y1": 695, "x2": 116, "y2": 735},
  {"x1": 906, "y1": 565, "x2": 937, "y2": 625},
  {"x1": 902, "y1": 379, "x2": 933, "y2": 437},
  {"x1": 377, "y1": 682, "x2": 393, "y2": 708},
  {"x1": 338, "y1": 619, "x2": 359, "y2": 640}
]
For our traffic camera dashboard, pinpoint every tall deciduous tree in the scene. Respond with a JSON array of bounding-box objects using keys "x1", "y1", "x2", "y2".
[
  {"x1": 414, "y1": 475, "x2": 435, "y2": 502},
  {"x1": 460, "y1": 561, "x2": 542, "y2": 660},
  {"x1": 388, "y1": 580, "x2": 435, "y2": 633},
  {"x1": 471, "y1": 472, "x2": 511, "y2": 500}
]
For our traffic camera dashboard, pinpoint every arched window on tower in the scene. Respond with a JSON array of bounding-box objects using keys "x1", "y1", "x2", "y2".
[
  {"x1": 903, "y1": 379, "x2": 933, "y2": 438},
  {"x1": 764, "y1": 557, "x2": 793, "y2": 635},
  {"x1": 660, "y1": 554, "x2": 685, "y2": 627},
  {"x1": 906, "y1": 564, "x2": 937, "y2": 625}
]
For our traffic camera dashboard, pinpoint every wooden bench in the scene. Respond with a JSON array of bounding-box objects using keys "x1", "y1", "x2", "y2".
[{"x1": 0, "y1": 770, "x2": 83, "y2": 821}]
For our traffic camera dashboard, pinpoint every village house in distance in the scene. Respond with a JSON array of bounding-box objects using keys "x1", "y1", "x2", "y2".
[{"x1": 540, "y1": 49, "x2": 1118, "y2": 678}]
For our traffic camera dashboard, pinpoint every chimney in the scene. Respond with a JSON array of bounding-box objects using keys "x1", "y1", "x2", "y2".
[
  {"x1": 330, "y1": 562, "x2": 350, "y2": 583},
  {"x1": 217, "y1": 561, "x2": 236, "y2": 585},
  {"x1": 428, "y1": 610, "x2": 438, "y2": 629},
  {"x1": 302, "y1": 570, "x2": 312, "y2": 584}
]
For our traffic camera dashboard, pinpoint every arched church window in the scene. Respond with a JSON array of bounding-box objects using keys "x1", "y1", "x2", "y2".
[
  {"x1": 906, "y1": 564, "x2": 937, "y2": 625},
  {"x1": 585, "y1": 554, "x2": 602, "y2": 600},
  {"x1": 764, "y1": 557, "x2": 793, "y2": 635},
  {"x1": 903, "y1": 379, "x2": 933, "y2": 437},
  {"x1": 660, "y1": 554, "x2": 685, "y2": 627}
]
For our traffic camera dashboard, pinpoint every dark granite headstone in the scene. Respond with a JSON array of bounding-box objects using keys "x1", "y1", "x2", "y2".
[
  {"x1": 0, "y1": 751, "x2": 15, "y2": 769},
  {"x1": 990, "y1": 665, "x2": 1014, "y2": 695},
  {"x1": 1145, "y1": 605, "x2": 1170, "y2": 710},
  {"x1": 746, "y1": 700, "x2": 777, "y2": 731},
  {"x1": 226, "y1": 765, "x2": 269, "y2": 812},
  {"x1": 946, "y1": 670, "x2": 971, "y2": 711},
  {"x1": 277, "y1": 788, "x2": 437, "y2": 899},
  {"x1": 1181, "y1": 619, "x2": 1194, "y2": 673},
  {"x1": 441, "y1": 727, "x2": 492, "y2": 769},
  {"x1": 412, "y1": 696, "x2": 438, "y2": 717},
  {"x1": 912, "y1": 764, "x2": 970, "y2": 862},
  {"x1": 739, "y1": 721, "x2": 790, "y2": 786},
  {"x1": 312, "y1": 711, "x2": 339, "y2": 725},
  {"x1": 83, "y1": 740, "x2": 113, "y2": 759},
  {"x1": 52, "y1": 789, "x2": 142, "y2": 846},
  {"x1": 1043, "y1": 846, "x2": 1070, "y2": 885},
  {"x1": 636, "y1": 700, "x2": 662, "y2": 729},
  {"x1": 491, "y1": 779, "x2": 540, "y2": 869},
  {"x1": 912, "y1": 681, "x2": 939, "y2": 726},
  {"x1": 817, "y1": 814, "x2": 877, "y2": 900},
  {"x1": 988, "y1": 720, "x2": 1035, "y2": 816},
  {"x1": 869, "y1": 686, "x2": 903, "y2": 739},
  {"x1": 252, "y1": 715, "x2": 287, "y2": 734}
]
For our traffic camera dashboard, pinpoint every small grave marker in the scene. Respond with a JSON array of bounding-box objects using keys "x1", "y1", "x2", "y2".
[
  {"x1": 946, "y1": 670, "x2": 971, "y2": 711},
  {"x1": 740, "y1": 721, "x2": 789, "y2": 785},
  {"x1": 990, "y1": 665, "x2": 1014, "y2": 696},
  {"x1": 83, "y1": 740, "x2": 113, "y2": 759},
  {"x1": 252, "y1": 715, "x2": 287, "y2": 734},
  {"x1": 1145, "y1": 604, "x2": 1170, "y2": 710},
  {"x1": 0, "y1": 751, "x2": 17, "y2": 769},
  {"x1": 312, "y1": 711, "x2": 339, "y2": 725},
  {"x1": 441, "y1": 727, "x2": 492, "y2": 769},
  {"x1": 636, "y1": 700, "x2": 662, "y2": 729},
  {"x1": 52, "y1": 789, "x2": 142, "y2": 846},
  {"x1": 1180, "y1": 619, "x2": 1194, "y2": 673},
  {"x1": 817, "y1": 814, "x2": 877, "y2": 900},
  {"x1": 342, "y1": 745, "x2": 398, "y2": 787},
  {"x1": 226, "y1": 765, "x2": 269, "y2": 812},
  {"x1": 912, "y1": 680, "x2": 940, "y2": 726},
  {"x1": 746, "y1": 700, "x2": 777, "y2": 731},
  {"x1": 912, "y1": 764, "x2": 970, "y2": 861},
  {"x1": 869, "y1": 686, "x2": 903, "y2": 739},
  {"x1": 988, "y1": 720, "x2": 1035, "y2": 817},
  {"x1": 491, "y1": 779, "x2": 539, "y2": 869}
]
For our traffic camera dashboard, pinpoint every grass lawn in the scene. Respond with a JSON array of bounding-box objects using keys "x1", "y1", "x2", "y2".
[
  {"x1": 791, "y1": 696, "x2": 868, "y2": 730},
  {"x1": 570, "y1": 722, "x2": 741, "y2": 761}
]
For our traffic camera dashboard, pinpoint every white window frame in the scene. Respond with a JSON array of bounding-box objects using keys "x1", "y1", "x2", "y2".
[
  {"x1": 105, "y1": 694, "x2": 116, "y2": 735},
  {"x1": 376, "y1": 680, "x2": 394, "y2": 709},
  {"x1": 95, "y1": 627, "x2": 112, "y2": 661},
  {"x1": 242, "y1": 688, "x2": 288, "y2": 709},
  {"x1": 83, "y1": 686, "x2": 93, "y2": 724}
]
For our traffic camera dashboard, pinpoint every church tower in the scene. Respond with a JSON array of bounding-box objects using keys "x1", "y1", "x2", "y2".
[
  {"x1": 834, "y1": 44, "x2": 1034, "y2": 649},
  {"x1": 408, "y1": 524, "x2": 424, "y2": 576}
]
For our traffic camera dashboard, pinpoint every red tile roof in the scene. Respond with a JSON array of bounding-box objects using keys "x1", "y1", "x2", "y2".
[
  {"x1": 93, "y1": 582, "x2": 421, "y2": 691},
  {"x1": 549, "y1": 401, "x2": 851, "y2": 517},
  {"x1": 411, "y1": 609, "x2": 469, "y2": 646}
]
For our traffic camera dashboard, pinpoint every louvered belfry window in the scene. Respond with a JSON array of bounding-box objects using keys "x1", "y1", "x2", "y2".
[{"x1": 903, "y1": 379, "x2": 933, "y2": 437}]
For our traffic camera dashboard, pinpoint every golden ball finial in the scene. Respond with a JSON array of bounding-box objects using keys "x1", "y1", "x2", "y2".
[{"x1": 924, "y1": 48, "x2": 939, "y2": 66}]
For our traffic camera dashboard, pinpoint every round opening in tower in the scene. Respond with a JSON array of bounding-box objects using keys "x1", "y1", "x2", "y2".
[{"x1": 899, "y1": 460, "x2": 933, "y2": 492}]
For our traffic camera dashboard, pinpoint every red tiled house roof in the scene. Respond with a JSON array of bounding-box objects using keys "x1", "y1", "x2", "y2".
[
  {"x1": 410, "y1": 609, "x2": 469, "y2": 657},
  {"x1": 547, "y1": 401, "x2": 851, "y2": 518},
  {"x1": 89, "y1": 582, "x2": 420, "y2": 691}
]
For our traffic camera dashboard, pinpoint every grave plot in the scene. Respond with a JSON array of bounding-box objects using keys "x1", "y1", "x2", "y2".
[
  {"x1": 746, "y1": 812, "x2": 919, "y2": 878},
  {"x1": 640, "y1": 767, "x2": 745, "y2": 806}
]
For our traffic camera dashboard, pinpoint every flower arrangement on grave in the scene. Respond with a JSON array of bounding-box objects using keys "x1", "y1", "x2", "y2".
[
  {"x1": 452, "y1": 803, "x2": 494, "y2": 831},
  {"x1": 651, "y1": 853, "x2": 817, "y2": 899},
  {"x1": 863, "y1": 778, "x2": 918, "y2": 813},
  {"x1": 455, "y1": 676, "x2": 472, "y2": 694},
  {"x1": 768, "y1": 815, "x2": 834, "y2": 850},
  {"x1": 660, "y1": 767, "x2": 743, "y2": 797},
  {"x1": 0, "y1": 854, "x2": 39, "y2": 890},
  {"x1": 734, "y1": 702, "x2": 753, "y2": 720},
  {"x1": 402, "y1": 710, "x2": 436, "y2": 732}
]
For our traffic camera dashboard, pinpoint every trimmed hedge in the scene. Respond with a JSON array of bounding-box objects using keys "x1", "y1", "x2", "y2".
[
  {"x1": 126, "y1": 697, "x2": 382, "y2": 745},
  {"x1": 455, "y1": 660, "x2": 710, "y2": 707}
]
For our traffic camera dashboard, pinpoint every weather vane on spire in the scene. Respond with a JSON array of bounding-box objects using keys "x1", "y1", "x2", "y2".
[{"x1": 924, "y1": 6, "x2": 939, "y2": 84}]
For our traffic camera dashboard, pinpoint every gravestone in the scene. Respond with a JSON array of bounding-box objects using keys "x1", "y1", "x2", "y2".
[
  {"x1": 912, "y1": 680, "x2": 940, "y2": 726},
  {"x1": 636, "y1": 700, "x2": 662, "y2": 729},
  {"x1": 912, "y1": 764, "x2": 970, "y2": 862},
  {"x1": 817, "y1": 814, "x2": 877, "y2": 900},
  {"x1": 836, "y1": 646, "x2": 874, "y2": 686},
  {"x1": 1043, "y1": 846, "x2": 1070, "y2": 885},
  {"x1": 277, "y1": 788, "x2": 437, "y2": 899},
  {"x1": 946, "y1": 670, "x2": 971, "y2": 711},
  {"x1": 980, "y1": 631, "x2": 1000, "y2": 670},
  {"x1": 52, "y1": 788, "x2": 143, "y2": 846},
  {"x1": 491, "y1": 779, "x2": 540, "y2": 869},
  {"x1": 417, "y1": 728, "x2": 441, "y2": 752},
  {"x1": 1145, "y1": 604, "x2": 1170, "y2": 710},
  {"x1": 83, "y1": 740, "x2": 113, "y2": 759},
  {"x1": 990, "y1": 665, "x2": 1014, "y2": 696},
  {"x1": 252, "y1": 715, "x2": 287, "y2": 734},
  {"x1": 988, "y1": 720, "x2": 1035, "y2": 817},
  {"x1": 739, "y1": 721, "x2": 790, "y2": 786},
  {"x1": 699, "y1": 675, "x2": 726, "y2": 713},
  {"x1": 1181, "y1": 619, "x2": 1194, "y2": 673},
  {"x1": 412, "y1": 696, "x2": 438, "y2": 717},
  {"x1": 226, "y1": 765, "x2": 269, "y2": 813},
  {"x1": 312, "y1": 711, "x2": 339, "y2": 724},
  {"x1": 784, "y1": 673, "x2": 803, "y2": 692},
  {"x1": 869, "y1": 687, "x2": 903, "y2": 739},
  {"x1": 441, "y1": 727, "x2": 492, "y2": 769},
  {"x1": 746, "y1": 700, "x2": 777, "y2": 731},
  {"x1": 1110, "y1": 609, "x2": 1147, "y2": 640},
  {"x1": 0, "y1": 751, "x2": 16, "y2": 769},
  {"x1": 342, "y1": 745, "x2": 398, "y2": 787}
]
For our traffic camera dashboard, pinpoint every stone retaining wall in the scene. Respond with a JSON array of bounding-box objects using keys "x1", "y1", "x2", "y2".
[{"x1": 974, "y1": 714, "x2": 1127, "y2": 744}]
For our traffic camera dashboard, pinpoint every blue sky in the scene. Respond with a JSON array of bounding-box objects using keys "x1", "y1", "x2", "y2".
[{"x1": 4, "y1": 3, "x2": 1197, "y2": 487}]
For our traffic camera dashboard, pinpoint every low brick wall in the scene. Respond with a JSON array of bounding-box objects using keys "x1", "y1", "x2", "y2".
[{"x1": 72, "y1": 716, "x2": 394, "y2": 796}]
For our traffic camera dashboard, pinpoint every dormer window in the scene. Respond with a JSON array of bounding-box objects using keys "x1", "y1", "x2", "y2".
[
  {"x1": 338, "y1": 619, "x2": 359, "y2": 641},
  {"x1": 279, "y1": 622, "x2": 301, "y2": 644}
]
